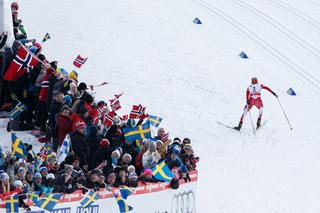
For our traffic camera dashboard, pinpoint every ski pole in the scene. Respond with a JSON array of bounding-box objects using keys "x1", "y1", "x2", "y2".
[
  {"x1": 276, "y1": 97, "x2": 293, "y2": 130},
  {"x1": 248, "y1": 111, "x2": 257, "y2": 137}
]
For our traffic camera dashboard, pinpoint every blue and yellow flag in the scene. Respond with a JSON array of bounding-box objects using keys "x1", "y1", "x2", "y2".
[
  {"x1": 114, "y1": 194, "x2": 133, "y2": 213},
  {"x1": 10, "y1": 102, "x2": 27, "y2": 120},
  {"x1": 42, "y1": 32, "x2": 51, "y2": 43},
  {"x1": 151, "y1": 161, "x2": 174, "y2": 182},
  {"x1": 5, "y1": 195, "x2": 19, "y2": 213},
  {"x1": 122, "y1": 121, "x2": 151, "y2": 143},
  {"x1": 80, "y1": 191, "x2": 100, "y2": 208},
  {"x1": 29, "y1": 191, "x2": 40, "y2": 204},
  {"x1": 148, "y1": 115, "x2": 162, "y2": 128},
  {"x1": 119, "y1": 186, "x2": 133, "y2": 200},
  {"x1": 36, "y1": 193, "x2": 62, "y2": 211},
  {"x1": 11, "y1": 133, "x2": 28, "y2": 159}
]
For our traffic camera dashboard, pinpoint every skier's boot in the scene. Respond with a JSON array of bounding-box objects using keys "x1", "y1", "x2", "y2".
[
  {"x1": 234, "y1": 122, "x2": 242, "y2": 131},
  {"x1": 256, "y1": 118, "x2": 261, "y2": 129}
]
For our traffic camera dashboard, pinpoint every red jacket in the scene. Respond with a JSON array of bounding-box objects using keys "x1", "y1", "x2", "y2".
[
  {"x1": 57, "y1": 113, "x2": 73, "y2": 145},
  {"x1": 38, "y1": 68, "x2": 54, "y2": 102}
]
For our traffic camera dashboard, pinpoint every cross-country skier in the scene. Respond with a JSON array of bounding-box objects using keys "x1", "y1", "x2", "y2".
[{"x1": 234, "y1": 77, "x2": 277, "y2": 130}]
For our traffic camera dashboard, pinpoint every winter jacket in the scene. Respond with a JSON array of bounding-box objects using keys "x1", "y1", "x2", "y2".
[
  {"x1": 56, "y1": 113, "x2": 73, "y2": 145},
  {"x1": 70, "y1": 130, "x2": 90, "y2": 167}
]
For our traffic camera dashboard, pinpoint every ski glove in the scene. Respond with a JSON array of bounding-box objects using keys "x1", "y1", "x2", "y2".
[
  {"x1": 11, "y1": 93, "x2": 17, "y2": 101},
  {"x1": 272, "y1": 92, "x2": 278, "y2": 97}
]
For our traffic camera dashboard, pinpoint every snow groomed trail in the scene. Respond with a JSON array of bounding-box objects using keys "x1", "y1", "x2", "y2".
[{"x1": 15, "y1": 0, "x2": 320, "y2": 212}]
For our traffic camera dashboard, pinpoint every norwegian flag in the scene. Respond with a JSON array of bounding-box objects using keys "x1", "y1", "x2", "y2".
[
  {"x1": 129, "y1": 104, "x2": 146, "y2": 119},
  {"x1": 114, "y1": 93, "x2": 124, "y2": 99},
  {"x1": 111, "y1": 99, "x2": 121, "y2": 111},
  {"x1": 103, "y1": 111, "x2": 114, "y2": 127},
  {"x1": 73, "y1": 54, "x2": 87, "y2": 68},
  {"x1": 3, "y1": 46, "x2": 40, "y2": 81},
  {"x1": 122, "y1": 114, "x2": 129, "y2": 121},
  {"x1": 92, "y1": 106, "x2": 103, "y2": 125}
]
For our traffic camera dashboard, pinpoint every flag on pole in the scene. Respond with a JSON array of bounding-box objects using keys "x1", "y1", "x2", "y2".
[
  {"x1": 36, "y1": 193, "x2": 62, "y2": 211},
  {"x1": 80, "y1": 191, "x2": 100, "y2": 208},
  {"x1": 148, "y1": 115, "x2": 162, "y2": 127},
  {"x1": 5, "y1": 195, "x2": 19, "y2": 213},
  {"x1": 3, "y1": 46, "x2": 40, "y2": 81},
  {"x1": 10, "y1": 101, "x2": 27, "y2": 120},
  {"x1": 119, "y1": 186, "x2": 133, "y2": 200},
  {"x1": 73, "y1": 54, "x2": 87, "y2": 68},
  {"x1": 151, "y1": 161, "x2": 174, "y2": 182},
  {"x1": 129, "y1": 105, "x2": 146, "y2": 119},
  {"x1": 122, "y1": 121, "x2": 151, "y2": 142},
  {"x1": 42, "y1": 33, "x2": 51, "y2": 43},
  {"x1": 11, "y1": 133, "x2": 28, "y2": 159},
  {"x1": 103, "y1": 111, "x2": 115, "y2": 128},
  {"x1": 111, "y1": 99, "x2": 121, "y2": 111},
  {"x1": 114, "y1": 193, "x2": 133, "y2": 213},
  {"x1": 57, "y1": 134, "x2": 71, "y2": 164}
]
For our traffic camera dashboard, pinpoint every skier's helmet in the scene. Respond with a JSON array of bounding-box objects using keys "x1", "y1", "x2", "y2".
[{"x1": 251, "y1": 77, "x2": 258, "y2": 84}]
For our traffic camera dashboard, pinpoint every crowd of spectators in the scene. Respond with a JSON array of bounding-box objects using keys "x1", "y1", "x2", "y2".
[{"x1": 0, "y1": 2, "x2": 199, "y2": 211}]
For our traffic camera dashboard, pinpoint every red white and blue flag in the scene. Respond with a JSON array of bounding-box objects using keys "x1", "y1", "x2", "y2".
[
  {"x1": 73, "y1": 54, "x2": 87, "y2": 68},
  {"x1": 129, "y1": 104, "x2": 146, "y2": 119},
  {"x1": 103, "y1": 111, "x2": 114, "y2": 127},
  {"x1": 3, "y1": 46, "x2": 40, "y2": 81},
  {"x1": 111, "y1": 99, "x2": 121, "y2": 111}
]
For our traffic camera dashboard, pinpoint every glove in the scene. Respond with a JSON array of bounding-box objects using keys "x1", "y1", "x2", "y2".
[
  {"x1": 246, "y1": 99, "x2": 250, "y2": 105},
  {"x1": 11, "y1": 93, "x2": 17, "y2": 101},
  {"x1": 23, "y1": 90, "x2": 28, "y2": 99},
  {"x1": 272, "y1": 92, "x2": 278, "y2": 97}
]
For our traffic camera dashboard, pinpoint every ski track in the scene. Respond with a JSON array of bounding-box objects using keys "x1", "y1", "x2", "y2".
[
  {"x1": 268, "y1": 0, "x2": 320, "y2": 33},
  {"x1": 227, "y1": 0, "x2": 320, "y2": 62},
  {"x1": 190, "y1": 0, "x2": 320, "y2": 94}
]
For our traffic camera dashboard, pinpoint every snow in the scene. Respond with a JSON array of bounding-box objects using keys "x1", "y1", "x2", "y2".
[{"x1": 3, "y1": 0, "x2": 320, "y2": 212}]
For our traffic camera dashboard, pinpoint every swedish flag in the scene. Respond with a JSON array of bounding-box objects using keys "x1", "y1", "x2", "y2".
[
  {"x1": 11, "y1": 133, "x2": 28, "y2": 159},
  {"x1": 80, "y1": 191, "x2": 100, "y2": 208},
  {"x1": 36, "y1": 193, "x2": 62, "y2": 211},
  {"x1": 29, "y1": 191, "x2": 40, "y2": 204},
  {"x1": 42, "y1": 32, "x2": 51, "y2": 43},
  {"x1": 119, "y1": 186, "x2": 133, "y2": 200},
  {"x1": 114, "y1": 194, "x2": 133, "y2": 213},
  {"x1": 151, "y1": 161, "x2": 174, "y2": 182},
  {"x1": 148, "y1": 115, "x2": 162, "y2": 127},
  {"x1": 5, "y1": 194, "x2": 19, "y2": 213},
  {"x1": 122, "y1": 121, "x2": 151, "y2": 143},
  {"x1": 10, "y1": 102, "x2": 27, "y2": 120}
]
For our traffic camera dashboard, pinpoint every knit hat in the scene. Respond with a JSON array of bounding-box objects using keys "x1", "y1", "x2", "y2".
[
  {"x1": 182, "y1": 138, "x2": 191, "y2": 144},
  {"x1": 39, "y1": 167, "x2": 48, "y2": 173},
  {"x1": 173, "y1": 137, "x2": 181, "y2": 144},
  {"x1": 149, "y1": 141, "x2": 156, "y2": 149},
  {"x1": 127, "y1": 165, "x2": 135, "y2": 173},
  {"x1": 128, "y1": 172, "x2": 138, "y2": 180},
  {"x1": 122, "y1": 153, "x2": 132, "y2": 162},
  {"x1": 0, "y1": 172, "x2": 9, "y2": 180},
  {"x1": 143, "y1": 169, "x2": 153, "y2": 176},
  {"x1": 183, "y1": 144, "x2": 193, "y2": 152},
  {"x1": 34, "y1": 173, "x2": 42, "y2": 179},
  {"x1": 64, "y1": 164, "x2": 74, "y2": 172},
  {"x1": 111, "y1": 150, "x2": 121, "y2": 159},
  {"x1": 100, "y1": 139, "x2": 110, "y2": 148},
  {"x1": 63, "y1": 95, "x2": 72, "y2": 106},
  {"x1": 155, "y1": 140, "x2": 163, "y2": 146},
  {"x1": 75, "y1": 121, "x2": 86, "y2": 130},
  {"x1": 17, "y1": 167, "x2": 25, "y2": 173},
  {"x1": 46, "y1": 173, "x2": 55, "y2": 180},
  {"x1": 14, "y1": 180, "x2": 23, "y2": 187},
  {"x1": 37, "y1": 54, "x2": 46, "y2": 61},
  {"x1": 78, "y1": 82, "x2": 87, "y2": 91},
  {"x1": 69, "y1": 70, "x2": 78, "y2": 80}
]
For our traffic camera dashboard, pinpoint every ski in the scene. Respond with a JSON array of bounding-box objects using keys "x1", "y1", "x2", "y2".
[{"x1": 217, "y1": 121, "x2": 238, "y2": 130}]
